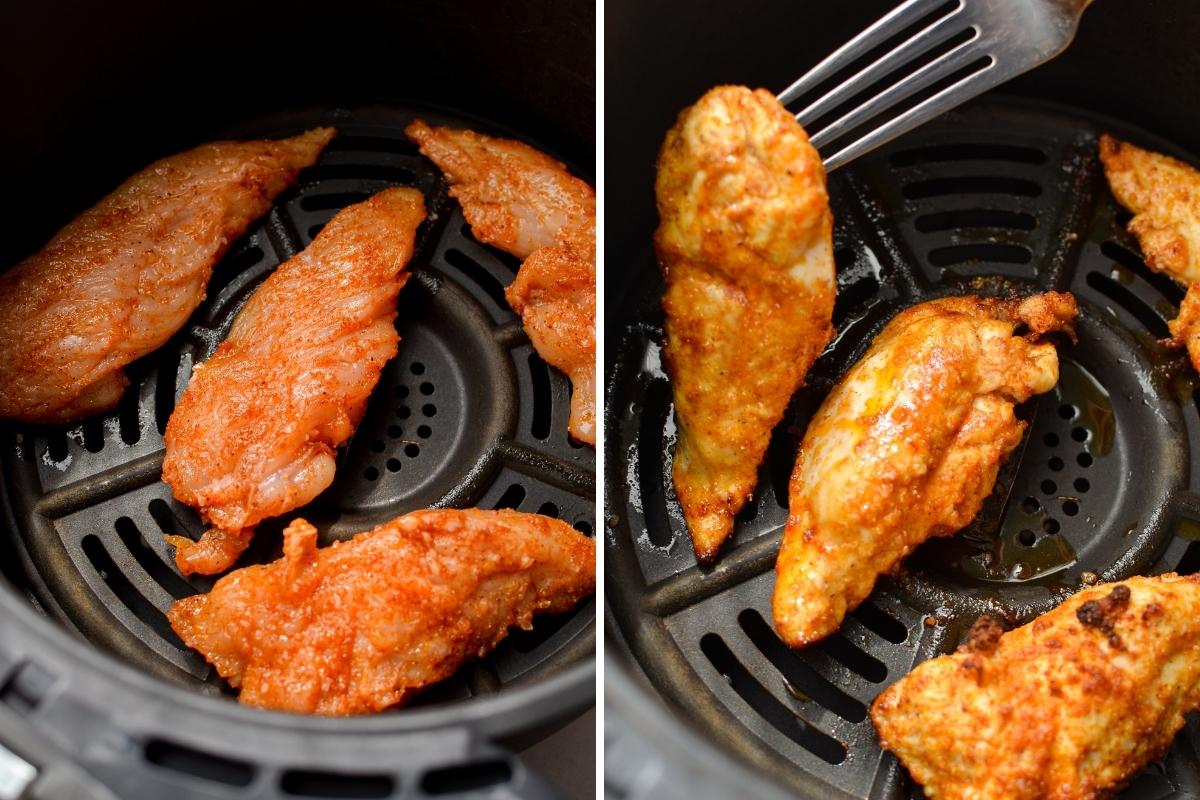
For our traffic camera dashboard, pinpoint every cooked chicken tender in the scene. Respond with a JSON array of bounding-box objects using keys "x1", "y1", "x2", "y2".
[
  {"x1": 654, "y1": 85, "x2": 835, "y2": 562},
  {"x1": 1100, "y1": 134, "x2": 1200, "y2": 370},
  {"x1": 406, "y1": 121, "x2": 596, "y2": 445},
  {"x1": 872, "y1": 574, "x2": 1200, "y2": 800},
  {"x1": 773, "y1": 293, "x2": 1077, "y2": 647},
  {"x1": 168, "y1": 509, "x2": 596, "y2": 714},
  {"x1": 0, "y1": 129, "x2": 334, "y2": 423},
  {"x1": 161, "y1": 188, "x2": 425, "y2": 575}
]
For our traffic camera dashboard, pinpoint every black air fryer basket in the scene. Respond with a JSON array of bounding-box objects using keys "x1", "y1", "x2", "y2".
[
  {"x1": 0, "y1": 2, "x2": 595, "y2": 799},
  {"x1": 604, "y1": 1, "x2": 1200, "y2": 797}
]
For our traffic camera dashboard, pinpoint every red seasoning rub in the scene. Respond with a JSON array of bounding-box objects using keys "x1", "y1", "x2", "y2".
[
  {"x1": 169, "y1": 509, "x2": 596, "y2": 714},
  {"x1": 162, "y1": 188, "x2": 424, "y2": 575},
  {"x1": 406, "y1": 120, "x2": 596, "y2": 445},
  {"x1": 0, "y1": 128, "x2": 334, "y2": 424}
]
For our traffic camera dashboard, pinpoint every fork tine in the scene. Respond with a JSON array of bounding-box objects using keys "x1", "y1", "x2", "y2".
[
  {"x1": 808, "y1": 34, "x2": 986, "y2": 151},
  {"x1": 794, "y1": 7, "x2": 965, "y2": 128},
  {"x1": 776, "y1": 0, "x2": 958, "y2": 107},
  {"x1": 820, "y1": 59, "x2": 1007, "y2": 171}
]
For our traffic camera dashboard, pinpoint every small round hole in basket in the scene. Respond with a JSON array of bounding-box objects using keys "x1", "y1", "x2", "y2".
[
  {"x1": 1018, "y1": 529, "x2": 1036, "y2": 546},
  {"x1": 1062, "y1": 500, "x2": 1080, "y2": 517}
]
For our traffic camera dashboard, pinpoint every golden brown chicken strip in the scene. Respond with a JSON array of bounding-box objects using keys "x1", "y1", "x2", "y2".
[
  {"x1": 405, "y1": 121, "x2": 597, "y2": 445},
  {"x1": 161, "y1": 188, "x2": 425, "y2": 575},
  {"x1": 1099, "y1": 134, "x2": 1200, "y2": 367},
  {"x1": 0, "y1": 129, "x2": 334, "y2": 423},
  {"x1": 168, "y1": 509, "x2": 596, "y2": 714},
  {"x1": 872, "y1": 574, "x2": 1200, "y2": 799},
  {"x1": 655, "y1": 86, "x2": 835, "y2": 562},
  {"x1": 773, "y1": 293, "x2": 1077, "y2": 647}
]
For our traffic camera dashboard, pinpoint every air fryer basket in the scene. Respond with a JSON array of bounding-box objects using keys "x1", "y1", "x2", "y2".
[
  {"x1": 604, "y1": 1, "x2": 1200, "y2": 798},
  {"x1": 0, "y1": 3, "x2": 595, "y2": 799}
]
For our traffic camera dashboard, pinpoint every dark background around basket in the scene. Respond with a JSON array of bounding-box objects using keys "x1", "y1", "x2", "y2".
[{"x1": 0, "y1": 0, "x2": 596, "y2": 265}]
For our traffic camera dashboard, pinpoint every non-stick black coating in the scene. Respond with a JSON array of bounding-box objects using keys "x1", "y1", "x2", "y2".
[
  {"x1": 604, "y1": 1, "x2": 1200, "y2": 797},
  {"x1": 0, "y1": 3, "x2": 595, "y2": 798}
]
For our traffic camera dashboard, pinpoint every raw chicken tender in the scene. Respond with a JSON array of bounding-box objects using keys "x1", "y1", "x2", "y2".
[
  {"x1": 406, "y1": 120, "x2": 596, "y2": 445},
  {"x1": 161, "y1": 188, "x2": 425, "y2": 575},
  {"x1": 168, "y1": 509, "x2": 596, "y2": 714},
  {"x1": 0, "y1": 129, "x2": 334, "y2": 423}
]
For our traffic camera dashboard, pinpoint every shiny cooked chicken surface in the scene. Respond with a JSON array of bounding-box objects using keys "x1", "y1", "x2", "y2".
[
  {"x1": 168, "y1": 510, "x2": 596, "y2": 714},
  {"x1": 406, "y1": 121, "x2": 597, "y2": 445},
  {"x1": 1099, "y1": 134, "x2": 1200, "y2": 369},
  {"x1": 773, "y1": 294, "x2": 1077, "y2": 647},
  {"x1": 161, "y1": 188, "x2": 425, "y2": 575},
  {"x1": 654, "y1": 86, "x2": 835, "y2": 562},
  {"x1": 0, "y1": 128, "x2": 334, "y2": 424},
  {"x1": 872, "y1": 574, "x2": 1200, "y2": 800}
]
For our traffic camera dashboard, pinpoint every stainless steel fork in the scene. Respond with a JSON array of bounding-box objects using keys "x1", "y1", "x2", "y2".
[{"x1": 779, "y1": 0, "x2": 1095, "y2": 170}]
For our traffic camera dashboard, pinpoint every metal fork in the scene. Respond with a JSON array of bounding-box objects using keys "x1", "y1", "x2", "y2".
[{"x1": 779, "y1": 0, "x2": 1095, "y2": 170}]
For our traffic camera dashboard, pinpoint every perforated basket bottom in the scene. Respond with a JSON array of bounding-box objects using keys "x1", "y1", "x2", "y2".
[
  {"x1": 605, "y1": 97, "x2": 1200, "y2": 798},
  {"x1": 0, "y1": 103, "x2": 596, "y2": 711}
]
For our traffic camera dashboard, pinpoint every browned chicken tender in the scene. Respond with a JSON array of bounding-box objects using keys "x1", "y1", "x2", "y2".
[
  {"x1": 162, "y1": 188, "x2": 425, "y2": 575},
  {"x1": 0, "y1": 128, "x2": 334, "y2": 423},
  {"x1": 406, "y1": 121, "x2": 597, "y2": 445},
  {"x1": 872, "y1": 574, "x2": 1200, "y2": 800},
  {"x1": 654, "y1": 85, "x2": 835, "y2": 562},
  {"x1": 1099, "y1": 134, "x2": 1200, "y2": 368},
  {"x1": 773, "y1": 293, "x2": 1077, "y2": 646},
  {"x1": 168, "y1": 509, "x2": 596, "y2": 715}
]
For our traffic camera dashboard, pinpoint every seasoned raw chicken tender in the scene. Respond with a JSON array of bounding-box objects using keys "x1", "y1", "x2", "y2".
[
  {"x1": 655, "y1": 85, "x2": 835, "y2": 562},
  {"x1": 773, "y1": 293, "x2": 1077, "y2": 647},
  {"x1": 406, "y1": 121, "x2": 597, "y2": 445},
  {"x1": 161, "y1": 188, "x2": 425, "y2": 575},
  {"x1": 872, "y1": 574, "x2": 1200, "y2": 800},
  {"x1": 168, "y1": 509, "x2": 596, "y2": 714},
  {"x1": 0, "y1": 128, "x2": 334, "y2": 423},
  {"x1": 1099, "y1": 134, "x2": 1200, "y2": 369}
]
